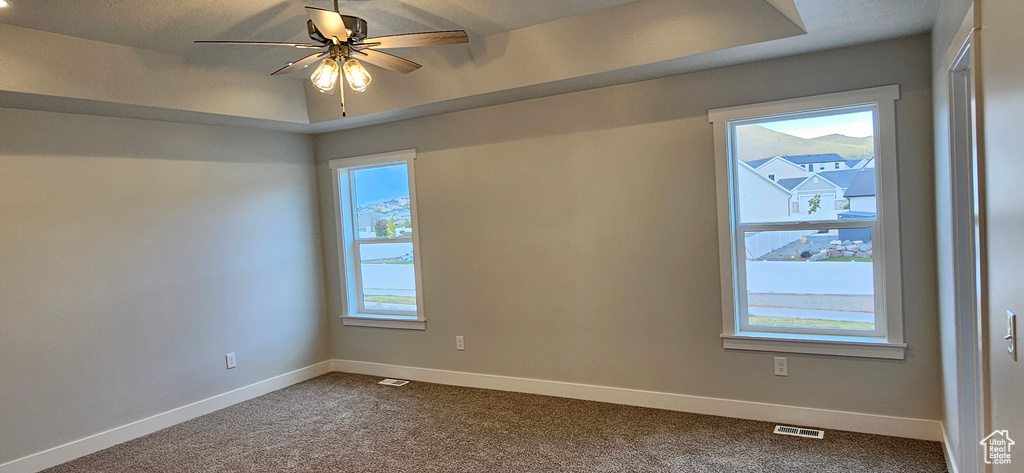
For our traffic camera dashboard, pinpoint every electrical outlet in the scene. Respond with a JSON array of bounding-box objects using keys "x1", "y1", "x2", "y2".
[
  {"x1": 774, "y1": 357, "x2": 788, "y2": 376},
  {"x1": 225, "y1": 353, "x2": 237, "y2": 370},
  {"x1": 455, "y1": 336, "x2": 465, "y2": 351}
]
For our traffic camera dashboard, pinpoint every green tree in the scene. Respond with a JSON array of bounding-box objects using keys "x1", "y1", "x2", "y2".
[
  {"x1": 808, "y1": 194, "x2": 822, "y2": 214},
  {"x1": 374, "y1": 218, "x2": 389, "y2": 237},
  {"x1": 387, "y1": 216, "x2": 396, "y2": 237}
]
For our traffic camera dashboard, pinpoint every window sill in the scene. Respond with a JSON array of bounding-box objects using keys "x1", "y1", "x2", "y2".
[
  {"x1": 341, "y1": 316, "x2": 426, "y2": 330},
  {"x1": 721, "y1": 332, "x2": 906, "y2": 359}
]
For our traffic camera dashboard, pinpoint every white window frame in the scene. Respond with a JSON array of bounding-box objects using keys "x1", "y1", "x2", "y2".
[
  {"x1": 708, "y1": 86, "x2": 905, "y2": 359},
  {"x1": 329, "y1": 149, "x2": 426, "y2": 330}
]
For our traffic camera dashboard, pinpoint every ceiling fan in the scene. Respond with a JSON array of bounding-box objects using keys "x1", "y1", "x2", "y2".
[{"x1": 196, "y1": 0, "x2": 469, "y2": 117}]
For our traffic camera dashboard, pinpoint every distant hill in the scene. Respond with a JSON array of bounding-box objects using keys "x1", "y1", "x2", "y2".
[{"x1": 737, "y1": 125, "x2": 874, "y2": 162}]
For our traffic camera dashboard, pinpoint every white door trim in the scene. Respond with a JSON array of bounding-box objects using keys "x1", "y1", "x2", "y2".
[{"x1": 944, "y1": 5, "x2": 986, "y2": 473}]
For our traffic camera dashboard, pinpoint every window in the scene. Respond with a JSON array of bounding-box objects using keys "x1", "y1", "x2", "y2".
[
  {"x1": 709, "y1": 86, "x2": 904, "y2": 359},
  {"x1": 329, "y1": 150, "x2": 425, "y2": 330},
  {"x1": 768, "y1": 174, "x2": 776, "y2": 181},
  {"x1": 835, "y1": 162, "x2": 841, "y2": 169}
]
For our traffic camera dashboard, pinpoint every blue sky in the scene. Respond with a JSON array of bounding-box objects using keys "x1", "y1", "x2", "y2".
[
  {"x1": 759, "y1": 111, "x2": 874, "y2": 139},
  {"x1": 353, "y1": 164, "x2": 409, "y2": 204}
]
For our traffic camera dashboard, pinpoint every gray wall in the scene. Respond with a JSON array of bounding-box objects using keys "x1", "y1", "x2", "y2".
[
  {"x1": 315, "y1": 35, "x2": 941, "y2": 420},
  {"x1": 0, "y1": 109, "x2": 329, "y2": 464},
  {"x1": 979, "y1": 0, "x2": 1024, "y2": 467},
  {"x1": 930, "y1": 0, "x2": 974, "y2": 468}
]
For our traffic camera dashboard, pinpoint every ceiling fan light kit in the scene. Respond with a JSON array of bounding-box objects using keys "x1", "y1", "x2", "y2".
[
  {"x1": 342, "y1": 58, "x2": 372, "y2": 92},
  {"x1": 310, "y1": 57, "x2": 341, "y2": 94},
  {"x1": 195, "y1": 0, "x2": 468, "y2": 118}
]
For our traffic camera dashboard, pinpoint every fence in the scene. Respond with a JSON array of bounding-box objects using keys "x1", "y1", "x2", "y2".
[{"x1": 744, "y1": 230, "x2": 818, "y2": 260}]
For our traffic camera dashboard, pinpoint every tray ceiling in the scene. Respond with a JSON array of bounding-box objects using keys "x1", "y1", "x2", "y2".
[
  {"x1": 0, "y1": 0, "x2": 638, "y2": 72},
  {"x1": 0, "y1": 0, "x2": 943, "y2": 133}
]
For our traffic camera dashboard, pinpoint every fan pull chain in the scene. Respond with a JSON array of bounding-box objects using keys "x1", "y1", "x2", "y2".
[{"x1": 338, "y1": 75, "x2": 346, "y2": 117}]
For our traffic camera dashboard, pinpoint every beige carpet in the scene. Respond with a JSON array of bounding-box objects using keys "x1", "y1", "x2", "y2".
[{"x1": 46, "y1": 372, "x2": 947, "y2": 472}]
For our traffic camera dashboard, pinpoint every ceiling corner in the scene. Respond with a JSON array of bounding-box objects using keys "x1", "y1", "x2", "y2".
[{"x1": 766, "y1": 0, "x2": 807, "y2": 32}]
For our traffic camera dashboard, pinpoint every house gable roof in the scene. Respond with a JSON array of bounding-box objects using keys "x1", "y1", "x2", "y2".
[
  {"x1": 844, "y1": 169, "x2": 877, "y2": 197},
  {"x1": 776, "y1": 177, "x2": 808, "y2": 191},
  {"x1": 737, "y1": 160, "x2": 794, "y2": 194},
  {"x1": 746, "y1": 156, "x2": 809, "y2": 174},
  {"x1": 781, "y1": 153, "x2": 846, "y2": 165},
  {"x1": 815, "y1": 169, "x2": 861, "y2": 189}
]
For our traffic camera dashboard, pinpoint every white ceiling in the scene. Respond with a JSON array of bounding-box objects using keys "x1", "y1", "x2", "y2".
[
  {"x1": 305, "y1": 0, "x2": 944, "y2": 131},
  {"x1": 796, "y1": 0, "x2": 939, "y2": 38},
  {"x1": 0, "y1": 0, "x2": 637, "y2": 72},
  {"x1": 0, "y1": 0, "x2": 944, "y2": 133}
]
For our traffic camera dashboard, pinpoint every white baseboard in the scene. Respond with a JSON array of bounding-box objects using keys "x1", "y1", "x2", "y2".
[
  {"x1": 0, "y1": 361, "x2": 333, "y2": 473},
  {"x1": 2, "y1": 359, "x2": 944, "y2": 473},
  {"x1": 332, "y1": 359, "x2": 943, "y2": 442}
]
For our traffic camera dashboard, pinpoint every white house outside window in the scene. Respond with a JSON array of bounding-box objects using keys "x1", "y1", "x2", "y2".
[
  {"x1": 708, "y1": 86, "x2": 905, "y2": 359},
  {"x1": 329, "y1": 150, "x2": 426, "y2": 330}
]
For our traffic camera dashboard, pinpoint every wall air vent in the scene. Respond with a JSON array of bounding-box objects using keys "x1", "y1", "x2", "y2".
[
  {"x1": 378, "y1": 378, "x2": 410, "y2": 387},
  {"x1": 773, "y1": 425, "x2": 825, "y2": 439}
]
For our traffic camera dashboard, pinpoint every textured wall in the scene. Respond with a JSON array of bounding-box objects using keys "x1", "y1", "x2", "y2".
[
  {"x1": 0, "y1": 109, "x2": 328, "y2": 464},
  {"x1": 315, "y1": 35, "x2": 941, "y2": 420}
]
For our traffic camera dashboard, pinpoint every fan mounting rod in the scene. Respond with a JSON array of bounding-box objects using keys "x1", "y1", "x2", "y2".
[{"x1": 327, "y1": 42, "x2": 352, "y2": 60}]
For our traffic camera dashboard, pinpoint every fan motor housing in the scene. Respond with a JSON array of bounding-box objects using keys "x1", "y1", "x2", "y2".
[{"x1": 307, "y1": 16, "x2": 368, "y2": 43}]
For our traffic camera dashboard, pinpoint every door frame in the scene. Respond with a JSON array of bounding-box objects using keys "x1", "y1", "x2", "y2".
[{"x1": 946, "y1": 14, "x2": 987, "y2": 473}]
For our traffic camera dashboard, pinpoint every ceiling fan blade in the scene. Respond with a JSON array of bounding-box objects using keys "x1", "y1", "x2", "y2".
[
  {"x1": 353, "y1": 49, "x2": 422, "y2": 74},
  {"x1": 271, "y1": 52, "x2": 329, "y2": 76},
  {"x1": 195, "y1": 41, "x2": 324, "y2": 49},
  {"x1": 306, "y1": 6, "x2": 349, "y2": 41},
  {"x1": 363, "y1": 30, "x2": 469, "y2": 49}
]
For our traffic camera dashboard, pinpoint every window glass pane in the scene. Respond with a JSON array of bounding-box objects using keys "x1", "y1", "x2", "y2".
[
  {"x1": 735, "y1": 110, "x2": 877, "y2": 224},
  {"x1": 358, "y1": 242, "x2": 416, "y2": 312},
  {"x1": 743, "y1": 228, "x2": 875, "y2": 331},
  {"x1": 352, "y1": 164, "x2": 413, "y2": 239}
]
